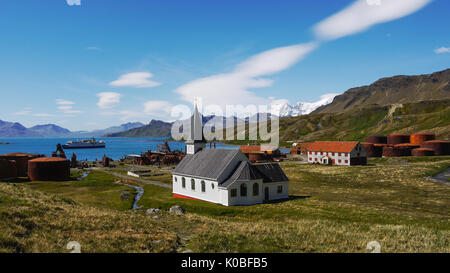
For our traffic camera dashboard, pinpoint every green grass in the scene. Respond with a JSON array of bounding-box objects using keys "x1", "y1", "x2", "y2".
[
  {"x1": 1, "y1": 157, "x2": 449, "y2": 253},
  {"x1": 26, "y1": 171, "x2": 136, "y2": 211}
]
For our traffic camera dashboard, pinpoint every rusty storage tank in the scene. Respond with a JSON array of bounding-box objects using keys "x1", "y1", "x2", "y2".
[
  {"x1": 395, "y1": 143, "x2": 420, "y2": 149},
  {"x1": 412, "y1": 148, "x2": 435, "y2": 157},
  {"x1": 0, "y1": 159, "x2": 18, "y2": 179},
  {"x1": 28, "y1": 157, "x2": 70, "y2": 181},
  {"x1": 410, "y1": 133, "x2": 435, "y2": 146},
  {"x1": 248, "y1": 153, "x2": 267, "y2": 163},
  {"x1": 382, "y1": 146, "x2": 408, "y2": 157},
  {"x1": 421, "y1": 140, "x2": 450, "y2": 156},
  {"x1": 366, "y1": 135, "x2": 387, "y2": 144},
  {"x1": 0, "y1": 153, "x2": 40, "y2": 177},
  {"x1": 361, "y1": 142, "x2": 382, "y2": 157},
  {"x1": 387, "y1": 134, "x2": 410, "y2": 145}
]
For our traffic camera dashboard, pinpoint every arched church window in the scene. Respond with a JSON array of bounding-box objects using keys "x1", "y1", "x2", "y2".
[{"x1": 240, "y1": 183, "x2": 247, "y2": 197}]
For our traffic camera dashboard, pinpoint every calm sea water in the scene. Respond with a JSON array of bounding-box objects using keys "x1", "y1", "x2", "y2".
[{"x1": 0, "y1": 137, "x2": 239, "y2": 161}]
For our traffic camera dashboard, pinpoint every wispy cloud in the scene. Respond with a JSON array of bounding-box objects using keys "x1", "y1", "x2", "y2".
[
  {"x1": 109, "y1": 72, "x2": 161, "y2": 88},
  {"x1": 434, "y1": 47, "x2": 450, "y2": 54},
  {"x1": 175, "y1": 43, "x2": 318, "y2": 107},
  {"x1": 174, "y1": 0, "x2": 431, "y2": 110},
  {"x1": 86, "y1": 46, "x2": 101, "y2": 51},
  {"x1": 314, "y1": 0, "x2": 432, "y2": 41},
  {"x1": 14, "y1": 108, "x2": 32, "y2": 116},
  {"x1": 56, "y1": 99, "x2": 83, "y2": 114},
  {"x1": 66, "y1": 0, "x2": 81, "y2": 6},
  {"x1": 33, "y1": 113, "x2": 54, "y2": 117},
  {"x1": 97, "y1": 92, "x2": 122, "y2": 109}
]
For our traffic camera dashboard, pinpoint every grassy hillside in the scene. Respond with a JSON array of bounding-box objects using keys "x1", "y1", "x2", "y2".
[
  {"x1": 314, "y1": 68, "x2": 450, "y2": 114},
  {"x1": 222, "y1": 99, "x2": 450, "y2": 145},
  {"x1": 1, "y1": 157, "x2": 449, "y2": 253},
  {"x1": 278, "y1": 99, "x2": 450, "y2": 142}
]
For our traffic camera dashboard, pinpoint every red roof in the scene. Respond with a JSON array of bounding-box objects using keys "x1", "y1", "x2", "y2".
[{"x1": 307, "y1": 141, "x2": 359, "y2": 153}]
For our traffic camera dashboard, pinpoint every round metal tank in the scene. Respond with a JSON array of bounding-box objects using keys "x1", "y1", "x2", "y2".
[
  {"x1": 248, "y1": 153, "x2": 266, "y2": 162},
  {"x1": 28, "y1": 157, "x2": 70, "y2": 181},
  {"x1": 395, "y1": 143, "x2": 420, "y2": 149},
  {"x1": 387, "y1": 134, "x2": 410, "y2": 145},
  {"x1": 366, "y1": 135, "x2": 387, "y2": 144},
  {"x1": 0, "y1": 159, "x2": 18, "y2": 179},
  {"x1": 421, "y1": 140, "x2": 450, "y2": 156},
  {"x1": 383, "y1": 146, "x2": 408, "y2": 157},
  {"x1": 0, "y1": 153, "x2": 40, "y2": 177},
  {"x1": 412, "y1": 148, "x2": 435, "y2": 157},
  {"x1": 361, "y1": 142, "x2": 382, "y2": 157},
  {"x1": 410, "y1": 133, "x2": 435, "y2": 146}
]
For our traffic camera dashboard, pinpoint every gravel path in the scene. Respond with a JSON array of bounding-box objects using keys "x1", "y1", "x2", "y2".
[{"x1": 98, "y1": 169, "x2": 171, "y2": 189}]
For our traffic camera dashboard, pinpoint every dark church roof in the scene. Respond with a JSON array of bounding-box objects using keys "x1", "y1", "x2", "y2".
[
  {"x1": 221, "y1": 161, "x2": 289, "y2": 187},
  {"x1": 174, "y1": 148, "x2": 289, "y2": 187},
  {"x1": 173, "y1": 149, "x2": 242, "y2": 181},
  {"x1": 221, "y1": 161, "x2": 263, "y2": 187}
]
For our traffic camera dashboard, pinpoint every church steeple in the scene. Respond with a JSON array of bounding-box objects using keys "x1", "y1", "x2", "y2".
[{"x1": 186, "y1": 104, "x2": 206, "y2": 154}]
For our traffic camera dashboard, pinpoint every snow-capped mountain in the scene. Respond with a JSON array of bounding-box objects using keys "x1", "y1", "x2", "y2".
[{"x1": 271, "y1": 93, "x2": 338, "y2": 117}]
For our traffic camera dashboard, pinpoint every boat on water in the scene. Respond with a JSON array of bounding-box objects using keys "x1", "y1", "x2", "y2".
[{"x1": 62, "y1": 138, "x2": 106, "y2": 149}]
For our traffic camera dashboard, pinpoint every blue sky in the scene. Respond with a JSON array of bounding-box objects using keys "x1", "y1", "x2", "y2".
[{"x1": 0, "y1": 0, "x2": 449, "y2": 131}]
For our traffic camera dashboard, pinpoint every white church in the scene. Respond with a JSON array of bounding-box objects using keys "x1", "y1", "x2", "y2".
[{"x1": 172, "y1": 105, "x2": 289, "y2": 206}]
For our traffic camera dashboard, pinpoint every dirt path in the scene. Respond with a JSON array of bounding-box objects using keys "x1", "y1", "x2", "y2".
[{"x1": 97, "y1": 169, "x2": 171, "y2": 189}]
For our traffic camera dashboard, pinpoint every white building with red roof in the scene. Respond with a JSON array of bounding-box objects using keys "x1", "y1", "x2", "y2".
[{"x1": 307, "y1": 141, "x2": 367, "y2": 166}]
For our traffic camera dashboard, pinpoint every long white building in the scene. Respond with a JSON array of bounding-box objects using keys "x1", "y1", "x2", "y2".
[
  {"x1": 306, "y1": 141, "x2": 367, "y2": 166},
  {"x1": 172, "y1": 106, "x2": 289, "y2": 206}
]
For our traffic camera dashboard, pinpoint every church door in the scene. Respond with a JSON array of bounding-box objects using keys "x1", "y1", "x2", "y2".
[{"x1": 264, "y1": 187, "x2": 269, "y2": 202}]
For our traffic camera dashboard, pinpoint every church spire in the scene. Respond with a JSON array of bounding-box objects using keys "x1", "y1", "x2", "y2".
[{"x1": 186, "y1": 103, "x2": 206, "y2": 154}]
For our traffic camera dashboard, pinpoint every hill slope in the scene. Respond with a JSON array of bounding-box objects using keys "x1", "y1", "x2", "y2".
[
  {"x1": 0, "y1": 120, "x2": 41, "y2": 137},
  {"x1": 106, "y1": 120, "x2": 172, "y2": 137},
  {"x1": 29, "y1": 124, "x2": 71, "y2": 137},
  {"x1": 314, "y1": 69, "x2": 450, "y2": 114},
  {"x1": 279, "y1": 99, "x2": 450, "y2": 142}
]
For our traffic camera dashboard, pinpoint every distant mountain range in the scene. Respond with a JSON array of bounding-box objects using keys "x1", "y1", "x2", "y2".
[
  {"x1": 0, "y1": 121, "x2": 144, "y2": 138},
  {"x1": 2, "y1": 69, "x2": 448, "y2": 140}
]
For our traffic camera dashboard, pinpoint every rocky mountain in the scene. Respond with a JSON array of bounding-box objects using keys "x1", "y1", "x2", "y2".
[
  {"x1": 29, "y1": 124, "x2": 72, "y2": 137},
  {"x1": 105, "y1": 120, "x2": 172, "y2": 137},
  {"x1": 73, "y1": 122, "x2": 144, "y2": 137},
  {"x1": 0, "y1": 120, "x2": 144, "y2": 138},
  {"x1": 313, "y1": 69, "x2": 450, "y2": 114},
  {"x1": 0, "y1": 120, "x2": 40, "y2": 137},
  {"x1": 272, "y1": 93, "x2": 338, "y2": 117}
]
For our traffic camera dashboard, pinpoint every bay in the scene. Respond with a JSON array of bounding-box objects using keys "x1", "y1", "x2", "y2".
[{"x1": 0, "y1": 137, "x2": 239, "y2": 161}]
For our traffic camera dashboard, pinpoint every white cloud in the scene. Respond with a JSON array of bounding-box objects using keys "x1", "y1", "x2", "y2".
[
  {"x1": 175, "y1": 43, "x2": 318, "y2": 107},
  {"x1": 97, "y1": 92, "x2": 122, "y2": 109},
  {"x1": 55, "y1": 99, "x2": 75, "y2": 105},
  {"x1": 33, "y1": 113, "x2": 54, "y2": 117},
  {"x1": 14, "y1": 108, "x2": 32, "y2": 116},
  {"x1": 172, "y1": 0, "x2": 431, "y2": 117},
  {"x1": 86, "y1": 46, "x2": 101, "y2": 51},
  {"x1": 143, "y1": 100, "x2": 174, "y2": 117},
  {"x1": 314, "y1": 0, "x2": 432, "y2": 41},
  {"x1": 109, "y1": 72, "x2": 161, "y2": 88},
  {"x1": 435, "y1": 47, "x2": 450, "y2": 54},
  {"x1": 56, "y1": 99, "x2": 83, "y2": 114},
  {"x1": 66, "y1": 0, "x2": 81, "y2": 6}
]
